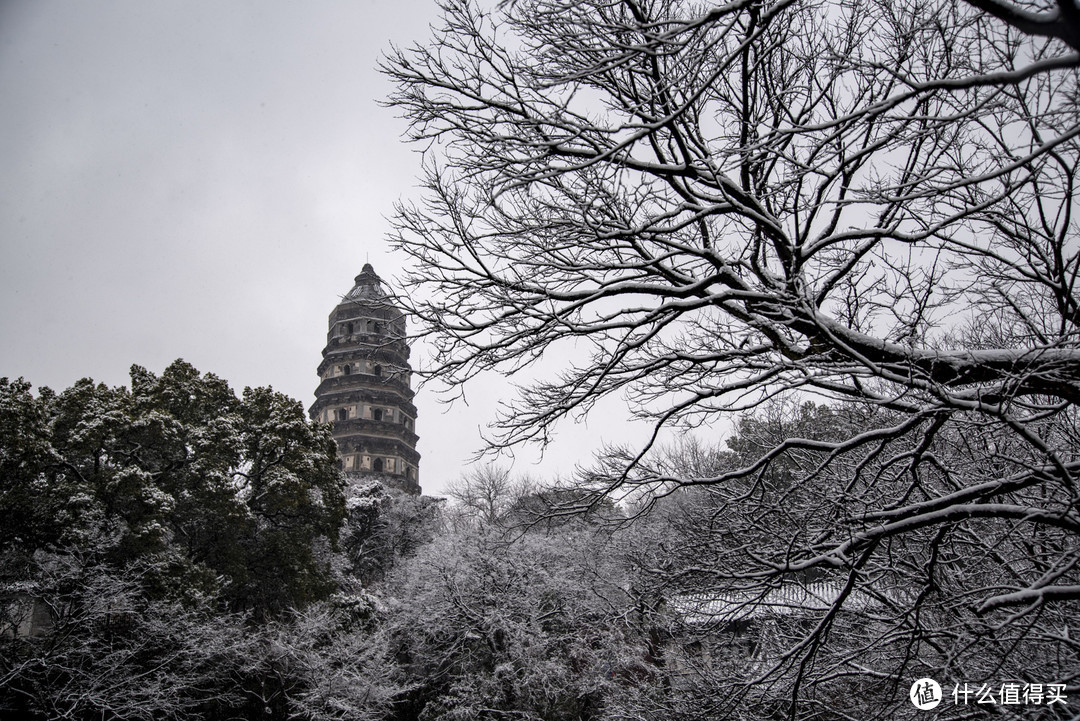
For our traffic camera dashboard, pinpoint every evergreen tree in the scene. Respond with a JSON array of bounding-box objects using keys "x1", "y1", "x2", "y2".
[{"x1": 0, "y1": 360, "x2": 348, "y2": 719}]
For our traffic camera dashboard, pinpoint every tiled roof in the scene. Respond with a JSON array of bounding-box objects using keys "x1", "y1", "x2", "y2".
[
  {"x1": 669, "y1": 581, "x2": 889, "y2": 625},
  {"x1": 342, "y1": 263, "x2": 388, "y2": 302}
]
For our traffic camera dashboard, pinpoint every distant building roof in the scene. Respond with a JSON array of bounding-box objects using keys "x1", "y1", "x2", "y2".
[{"x1": 669, "y1": 581, "x2": 893, "y2": 626}]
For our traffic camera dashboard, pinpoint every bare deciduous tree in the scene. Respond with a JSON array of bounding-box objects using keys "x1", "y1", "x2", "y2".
[
  {"x1": 444, "y1": 464, "x2": 534, "y2": 526},
  {"x1": 384, "y1": 0, "x2": 1080, "y2": 713}
]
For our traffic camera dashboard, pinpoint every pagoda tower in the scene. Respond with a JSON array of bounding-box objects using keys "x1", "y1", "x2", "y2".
[{"x1": 310, "y1": 264, "x2": 421, "y2": 494}]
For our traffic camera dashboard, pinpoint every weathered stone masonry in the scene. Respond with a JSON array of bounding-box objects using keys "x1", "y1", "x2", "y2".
[{"x1": 310, "y1": 264, "x2": 421, "y2": 495}]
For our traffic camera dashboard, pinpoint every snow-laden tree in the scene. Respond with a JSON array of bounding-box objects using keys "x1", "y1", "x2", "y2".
[
  {"x1": 338, "y1": 480, "x2": 443, "y2": 585},
  {"x1": 386, "y1": 520, "x2": 645, "y2": 721},
  {"x1": 268, "y1": 594, "x2": 397, "y2": 721},
  {"x1": 0, "y1": 556, "x2": 256, "y2": 721},
  {"x1": 0, "y1": 361, "x2": 348, "y2": 719},
  {"x1": 384, "y1": 0, "x2": 1080, "y2": 714},
  {"x1": 612, "y1": 402, "x2": 1078, "y2": 718}
]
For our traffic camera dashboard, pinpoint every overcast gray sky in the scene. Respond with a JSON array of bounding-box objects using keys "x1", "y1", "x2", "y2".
[{"x1": 0, "y1": 0, "x2": 651, "y2": 495}]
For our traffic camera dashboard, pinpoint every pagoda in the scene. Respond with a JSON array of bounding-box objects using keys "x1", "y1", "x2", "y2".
[{"x1": 310, "y1": 264, "x2": 420, "y2": 494}]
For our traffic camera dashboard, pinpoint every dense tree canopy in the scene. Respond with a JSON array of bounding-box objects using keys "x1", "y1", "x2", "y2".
[
  {"x1": 4, "y1": 358, "x2": 1072, "y2": 718},
  {"x1": 0, "y1": 360, "x2": 350, "y2": 719},
  {"x1": 2, "y1": 360, "x2": 345, "y2": 615},
  {"x1": 386, "y1": 525, "x2": 636, "y2": 721}
]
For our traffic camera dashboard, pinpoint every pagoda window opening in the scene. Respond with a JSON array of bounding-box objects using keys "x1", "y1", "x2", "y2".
[
  {"x1": 373, "y1": 457, "x2": 384, "y2": 472},
  {"x1": 343, "y1": 364, "x2": 352, "y2": 375},
  {"x1": 373, "y1": 408, "x2": 383, "y2": 422},
  {"x1": 374, "y1": 365, "x2": 382, "y2": 377}
]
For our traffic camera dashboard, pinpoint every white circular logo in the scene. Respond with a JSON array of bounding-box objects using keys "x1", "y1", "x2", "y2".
[{"x1": 910, "y1": 678, "x2": 942, "y2": 710}]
